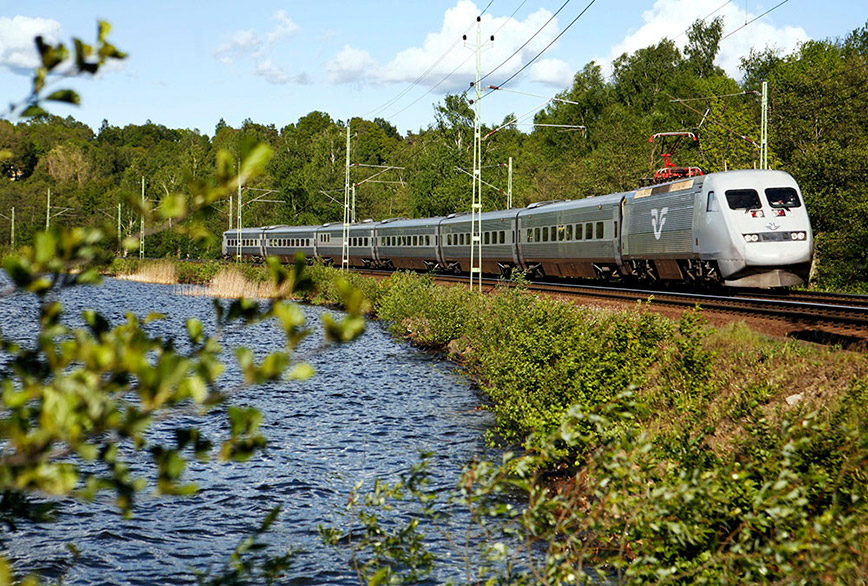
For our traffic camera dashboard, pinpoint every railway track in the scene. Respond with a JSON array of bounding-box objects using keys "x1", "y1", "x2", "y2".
[{"x1": 353, "y1": 268, "x2": 868, "y2": 348}]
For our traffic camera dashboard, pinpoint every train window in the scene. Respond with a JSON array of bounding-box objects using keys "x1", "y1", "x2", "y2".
[
  {"x1": 499, "y1": 231, "x2": 505, "y2": 244},
  {"x1": 426, "y1": 235, "x2": 431, "y2": 246},
  {"x1": 484, "y1": 232, "x2": 490, "y2": 245},
  {"x1": 447, "y1": 234, "x2": 452, "y2": 246},
  {"x1": 527, "y1": 229, "x2": 533, "y2": 243},
  {"x1": 566, "y1": 225, "x2": 572, "y2": 240},
  {"x1": 614, "y1": 221, "x2": 618, "y2": 238},
  {"x1": 725, "y1": 189, "x2": 761, "y2": 209},
  {"x1": 534, "y1": 227, "x2": 541, "y2": 243},
  {"x1": 575, "y1": 224, "x2": 582, "y2": 240},
  {"x1": 596, "y1": 222, "x2": 604, "y2": 239},
  {"x1": 411, "y1": 235, "x2": 416, "y2": 246},
  {"x1": 364, "y1": 237, "x2": 369, "y2": 246},
  {"x1": 558, "y1": 226, "x2": 566, "y2": 241},
  {"x1": 542, "y1": 227, "x2": 549, "y2": 242},
  {"x1": 765, "y1": 187, "x2": 801, "y2": 208},
  {"x1": 706, "y1": 191, "x2": 719, "y2": 212},
  {"x1": 585, "y1": 223, "x2": 594, "y2": 240}
]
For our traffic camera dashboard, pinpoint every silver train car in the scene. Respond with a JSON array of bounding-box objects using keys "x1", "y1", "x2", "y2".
[{"x1": 222, "y1": 169, "x2": 813, "y2": 289}]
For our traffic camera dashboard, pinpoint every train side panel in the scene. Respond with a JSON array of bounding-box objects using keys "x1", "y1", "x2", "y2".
[
  {"x1": 622, "y1": 178, "x2": 703, "y2": 280},
  {"x1": 518, "y1": 196, "x2": 621, "y2": 278},
  {"x1": 375, "y1": 218, "x2": 439, "y2": 271}
]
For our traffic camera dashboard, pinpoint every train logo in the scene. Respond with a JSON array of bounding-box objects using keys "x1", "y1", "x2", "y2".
[{"x1": 651, "y1": 207, "x2": 669, "y2": 240}]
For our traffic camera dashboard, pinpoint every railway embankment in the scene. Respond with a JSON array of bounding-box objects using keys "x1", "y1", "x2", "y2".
[{"x1": 108, "y1": 258, "x2": 868, "y2": 580}]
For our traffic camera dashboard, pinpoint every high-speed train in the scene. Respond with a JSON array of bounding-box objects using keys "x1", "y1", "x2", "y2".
[{"x1": 223, "y1": 169, "x2": 813, "y2": 288}]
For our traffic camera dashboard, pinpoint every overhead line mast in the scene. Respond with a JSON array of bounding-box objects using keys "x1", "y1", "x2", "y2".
[{"x1": 465, "y1": 16, "x2": 494, "y2": 292}]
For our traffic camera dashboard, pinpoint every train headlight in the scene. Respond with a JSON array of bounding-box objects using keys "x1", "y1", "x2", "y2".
[
  {"x1": 743, "y1": 233, "x2": 759, "y2": 242},
  {"x1": 790, "y1": 231, "x2": 806, "y2": 240}
]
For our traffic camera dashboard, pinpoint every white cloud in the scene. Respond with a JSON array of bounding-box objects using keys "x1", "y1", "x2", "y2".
[
  {"x1": 530, "y1": 59, "x2": 573, "y2": 86},
  {"x1": 214, "y1": 11, "x2": 306, "y2": 85},
  {"x1": 255, "y1": 59, "x2": 311, "y2": 85},
  {"x1": 266, "y1": 10, "x2": 300, "y2": 44},
  {"x1": 326, "y1": 45, "x2": 378, "y2": 84},
  {"x1": 0, "y1": 16, "x2": 63, "y2": 74},
  {"x1": 326, "y1": 0, "x2": 562, "y2": 89},
  {"x1": 597, "y1": 0, "x2": 809, "y2": 79},
  {"x1": 214, "y1": 29, "x2": 263, "y2": 59}
]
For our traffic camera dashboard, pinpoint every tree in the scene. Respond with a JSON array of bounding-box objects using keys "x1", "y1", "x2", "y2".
[{"x1": 0, "y1": 23, "x2": 367, "y2": 583}]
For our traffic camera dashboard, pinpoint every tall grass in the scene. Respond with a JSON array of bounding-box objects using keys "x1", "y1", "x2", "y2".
[{"x1": 114, "y1": 259, "x2": 177, "y2": 284}]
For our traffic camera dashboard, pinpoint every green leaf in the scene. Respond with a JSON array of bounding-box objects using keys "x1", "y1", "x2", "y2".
[
  {"x1": 287, "y1": 363, "x2": 314, "y2": 381},
  {"x1": 21, "y1": 104, "x2": 49, "y2": 119},
  {"x1": 45, "y1": 89, "x2": 81, "y2": 105}
]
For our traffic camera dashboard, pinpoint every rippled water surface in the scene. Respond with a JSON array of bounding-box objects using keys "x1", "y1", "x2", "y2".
[{"x1": 0, "y1": 279, "x2": 495, "y2": 584}]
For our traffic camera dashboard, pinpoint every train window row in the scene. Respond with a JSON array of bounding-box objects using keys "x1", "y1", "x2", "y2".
[
  {"x1": 227, "y1": 239, "x2": 258, "y2": 247},
  {"x1": 319, "y1": 234, "x2": 332, "y2": 243},
  {"x1": 381, "y1": 234, "x2": 432, "y2": 247},
  {"x1": 526, "y1": 221, "x2": 612, "y2": 243},
  {"x1": 267, "y1": 238, "x2": 311, "y2": 248},
  {"x1": 446, "y1": 231, "x2": 507, "y2": 246},
  {"x1": 350, "y1": 237, "x2": 371, "y2": 247}
]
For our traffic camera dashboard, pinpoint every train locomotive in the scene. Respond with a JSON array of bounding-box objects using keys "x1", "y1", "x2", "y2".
[{"x1": 223, "y1": 169, "x2": 813, "y2": 289}]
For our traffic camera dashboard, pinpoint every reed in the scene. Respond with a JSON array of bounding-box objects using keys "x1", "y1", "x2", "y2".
[
  {"x1": 115, "y1": 260, "x2": 177, "y2": 285},
  {"x1": 187, "y1": 267, "x2": 293, "y2": 299}
]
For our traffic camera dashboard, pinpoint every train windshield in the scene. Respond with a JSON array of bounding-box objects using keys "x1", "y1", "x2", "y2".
[
  {"x1": 725, "y1": 189, "x2": 761, "y2": 210},
  {"x1": 765, "y1": 187, "x2": 801, "y2": 208}
]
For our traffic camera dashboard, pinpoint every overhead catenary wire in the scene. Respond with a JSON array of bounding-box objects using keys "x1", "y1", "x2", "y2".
[
  {"x1": 475, "y1": 0, "x2": 573, "y2": 88},
  {"x1": 720, "y1": 0, "x2": 792, "y2": 41},
  {"x1": 482, "y1": 0, "x2": 597, "y2": 99},
  {"x1": 364, "y1": 0, "x2": 497, "y2": 120},
  {"x1": 672, "y1": 0, "x2": 733, "y2": 41},
  {"x1": 381, "y1": 0, "x2": 528, "y2": 122}
]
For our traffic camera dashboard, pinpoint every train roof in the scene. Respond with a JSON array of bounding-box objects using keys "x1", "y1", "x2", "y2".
[
  {"x1": 372, "y1": 217, "x2": 444, "y2": 230},
  {"x1": 518, "y1": 192, "x2": 626, "y2": 216},
  {"x1": 439, "y1": 207, "x2": 519, "y2": 226}
]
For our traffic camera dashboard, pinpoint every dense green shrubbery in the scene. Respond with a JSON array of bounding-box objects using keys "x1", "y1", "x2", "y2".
[{"x1": 376, "y1": 272, "x2": 672, "y2": 449}]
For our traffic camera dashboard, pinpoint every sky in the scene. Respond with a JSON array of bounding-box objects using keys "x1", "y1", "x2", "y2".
[{"x1": 1, "y1": 0, "x2": 864, "y2": 137}]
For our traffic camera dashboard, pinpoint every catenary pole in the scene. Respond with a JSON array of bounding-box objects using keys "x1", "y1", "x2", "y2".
[
  {"x1": 760, "y1": 81, "x2": 769, "y2": 170},
  {"x1": 342, "y1": 122, "x2": 351, "y2": 271},
  {"x1": 507, "y1": 156, "x2": 513, "y2": 209},
  {"x1": 139, "y1": 177, "x2": 145, "y2": 259}
]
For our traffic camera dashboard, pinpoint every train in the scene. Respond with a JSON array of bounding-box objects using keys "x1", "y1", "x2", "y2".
[{"x1": 223, "y1": 169, "x2": 813, "y2": 289}]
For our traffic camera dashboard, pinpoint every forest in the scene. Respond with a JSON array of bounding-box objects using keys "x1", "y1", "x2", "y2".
[{"x1": 2, "y1": 18, "x2": 867, "y2": 290}]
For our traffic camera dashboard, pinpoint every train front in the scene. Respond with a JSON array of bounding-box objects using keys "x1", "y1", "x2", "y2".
[{"x1": 703, "y1": 170, "x2": 813, "y2": 288}]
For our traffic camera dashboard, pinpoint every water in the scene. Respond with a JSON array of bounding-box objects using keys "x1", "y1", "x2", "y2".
[{"x1": 0, "y1": 278, "x2": 496, "y2": 584}]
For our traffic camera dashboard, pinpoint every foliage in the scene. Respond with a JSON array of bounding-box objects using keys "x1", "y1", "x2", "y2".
[
  {"x1": 3, "y1": 20, "x2": 868, "y2": 287},
  {"x1": 325, "y1": 381, "x2": 868, "y2": 584},
  {"x1": 0, "y1": 29, "x2": 370, "y2": 582}
]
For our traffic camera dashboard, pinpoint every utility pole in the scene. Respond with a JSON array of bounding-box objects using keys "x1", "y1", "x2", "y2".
[
  {"x1": 117, "y1": 202, "x2": 121, "y2": 244},
  {"x1": 507, "y1": 156, "x2": 513, "y2": 209},
  {"x1": 760, "y1": 81, "x2": 769, "y2": 170},
  {"x1": 465, "y1": 16, "x2": 493, "y2": 292},
  {"x1": 229, "y1": 195, "x2": 233, "y2": 230},
  {"x1": 342, "y1": 121, "x2": 351, "y2": 271},
  {"x1": 139, "y1": 176, "x2": 145, "y2": 259},
  {"x1": 46, "y1": 188, "x2": 51, "y2": 230},
  {"x1": 236, "y1": 165, "x2": 242, "y2": 262}
]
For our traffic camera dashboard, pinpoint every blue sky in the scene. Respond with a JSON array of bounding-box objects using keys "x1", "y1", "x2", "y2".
[{"x1": 1, "y1": 1, "x2": 864, "y2": 136}]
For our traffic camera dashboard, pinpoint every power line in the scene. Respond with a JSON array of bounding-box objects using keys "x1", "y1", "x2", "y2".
[
  {"x1": 381, "y1": 0, "x2": 528, "y2": 121},
  {"x1": 477, "y1": 0, "x2": 572, "y2": 88},
  {"x1": 673, "y1": 0, "x2": 733, "y2": 41},
  {"x1": 489, "y1": 0, "x2": 597, "y2": 92},
  {"x1": 721, "y1": 0, "x2": 792, "y2": 41}
]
